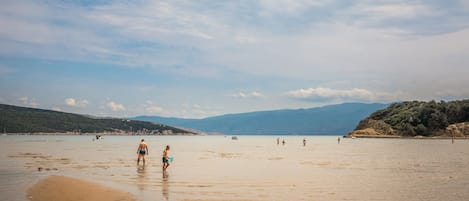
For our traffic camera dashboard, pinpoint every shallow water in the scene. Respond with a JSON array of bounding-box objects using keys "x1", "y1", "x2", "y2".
[{"x1": 1, "y1": 135, "x2": 469, "y2": 201}]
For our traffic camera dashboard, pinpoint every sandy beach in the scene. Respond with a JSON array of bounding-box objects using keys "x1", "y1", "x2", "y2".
[
  {"x1": 27, "y1": 175, "x2": 135, "y2": 201},
  {"x1": 2, "y1": 135, "x2": 469, "y2": 201}
]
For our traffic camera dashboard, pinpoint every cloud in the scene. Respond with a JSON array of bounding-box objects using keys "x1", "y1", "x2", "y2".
[
  {"x1": 231, "y1": 91, "x2": 263, "y2": 98},
  {"x1": 352, "y1": 3, "x2": 436, "y2": 20},
  {"x1": 146, "y1": 105, "x2": 164, "y2": 114},
  {"x1": 51, "y1": 106, "x2": 62, "y2": 111},
  {"x1": 18, "y1": 96, "x2": 39, "y2": 107},
  {"x1": 179, "y1": 103, "x2": 220, "y2": 118},
  {"x1": 258, "y1": 0, "x2": 330, "y2": 17},
  {"x1": 65, "y1": 98, "x2": 89, "y2": 108},
  {"x1": 287, "y1": 87, "x2": 400, "y2": 102},
  {"x1": 1, "y1": 0, "x2": 469, "y2": 118},
  {"x1": 143, "y1": 101, "x2": 164, "y2": 114},
  {"x1": 107, "y1": 101, "x2": 125, "y2": 111}
]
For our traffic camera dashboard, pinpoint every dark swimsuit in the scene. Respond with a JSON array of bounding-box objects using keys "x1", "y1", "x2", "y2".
[
  {"x1": 139, "y1": 150, "x2": 146, "y2": 155},
  {"x1": 162, "y1": 157, "x2": 169, "y2": 163}
]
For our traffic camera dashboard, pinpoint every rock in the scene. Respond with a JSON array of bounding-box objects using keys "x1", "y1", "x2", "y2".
[
  {"x1": 349, "y1": 128, "x2": 382, "y2": 136},
  {"x1": 444, "y1": 122, "x2": 469, "y2": 137}
]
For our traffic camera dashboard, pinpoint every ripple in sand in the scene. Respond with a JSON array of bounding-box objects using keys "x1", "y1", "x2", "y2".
[
  {"x1": 267, "y1": 157, "x2": 284, "y2": 160},
  {"x1": 219, "y1": 153, "x2": 242, "y2": 158},
  {"x1": 300, "y1": 161, "x2": 350, "y2": 168},
  {"x1": 9, "y1": 152, "x2": 51, "y2": 159}
]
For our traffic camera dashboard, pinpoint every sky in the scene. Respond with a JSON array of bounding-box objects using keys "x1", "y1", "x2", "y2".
[{"x1": 1, "y1": 0, "x2": 469, "y2": 118}]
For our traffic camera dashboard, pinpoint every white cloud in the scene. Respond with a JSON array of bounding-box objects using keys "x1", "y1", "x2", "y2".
[
  {"x1": 179, "y1": 103, "x2": 220, "y2": 118},
  {"x1": 65, "y1": 98, "x2": 89, "y2": 108},
  {"x1": 65, "y1": 98, "x2": 75, "y2": 106},
  {"x1": 352, "y1": 3, "x2": 436, "y2": 19},
  {"x1": 144, "y1": 101, "x2": 164, "y2": 114},
  {"x1": 18, "y1": 96, "x2": 39, "y2": 107},
  {"x1": 288, "y1": 87, "x2": 401, "y2": 102},
  {"x1": 146, "y1": 105, "x2": 164, "y2": 114},
  {"x1": 107, "y1": 101, "x2": 125, "y2": 111},
  {"x1": 51, "y1": 106, "x2": 62, "y2": 111},
  {"x1": 258, "y1": 0, "x2": 330, "y2": 17},
  {"x1": 231, "y1": 91, "x2": 263, "y2": 98}
]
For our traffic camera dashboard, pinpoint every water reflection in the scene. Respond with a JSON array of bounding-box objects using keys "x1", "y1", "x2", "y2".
[
  {"x1": 136, "y1": 164, "x2": 146, "y2": 191},
  {"x1": 162, "y1": 171, "x2": 169, "y2": 200}
]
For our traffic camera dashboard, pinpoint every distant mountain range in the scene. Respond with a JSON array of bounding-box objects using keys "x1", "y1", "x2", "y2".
[
  {"x1": 133, "y1": 103, "x2": 388, "y2": 135},
  {"x1": 0, "y1": 104, "x2": 193, "y2": 134}
]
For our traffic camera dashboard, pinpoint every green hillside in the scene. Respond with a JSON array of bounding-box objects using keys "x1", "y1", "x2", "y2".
[
  {"x1": 0, "y1": 104, "x2": 194, "y2": 134},
  {"x1": 352, "y1": 99, "x2": 469, "y2": 137}
]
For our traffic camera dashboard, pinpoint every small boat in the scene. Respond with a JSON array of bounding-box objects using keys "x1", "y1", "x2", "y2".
[{"x1": 231, "y1": 136, "x2": 238, "y2": 140}]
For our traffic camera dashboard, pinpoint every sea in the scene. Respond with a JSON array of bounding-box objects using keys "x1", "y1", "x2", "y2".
[{"x1": 1, "y1": 135, "x2": 469, "y2": 201}]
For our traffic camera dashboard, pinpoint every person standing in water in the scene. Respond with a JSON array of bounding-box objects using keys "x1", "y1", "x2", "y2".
[
  {"x1": 162, "y1": 145, "x2": 171, "y2": 171},
  {"x1": 137, "y1": 139, "x2": 148, "y2": 165}
]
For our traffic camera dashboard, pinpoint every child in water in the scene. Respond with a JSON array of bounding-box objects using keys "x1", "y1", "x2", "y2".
[{"x1": 162, "y1": 145, "x2": 171, "y2": 171}]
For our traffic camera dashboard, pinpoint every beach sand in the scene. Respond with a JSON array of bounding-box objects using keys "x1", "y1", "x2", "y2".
[
  {"x1": 2, "y1": 135, "x2": 469, "y2": 201},
  {"x1": 27, "y1": 175, "x2": 135, "y2": 201}
]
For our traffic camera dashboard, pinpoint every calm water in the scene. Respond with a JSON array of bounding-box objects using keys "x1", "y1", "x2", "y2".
[{"x1": 1, "y1": 135, "x2": 469, "y2": 201}]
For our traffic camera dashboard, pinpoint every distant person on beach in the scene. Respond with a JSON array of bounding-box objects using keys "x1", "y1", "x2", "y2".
[
  {"x1": 162, "y1": 145, "x2": 171, "y2": 171},
  {"x1": 303, "y1": 138, "x2": 306, "y2": 146},
  {"x1": 277, "y1": 137, "x2": 280, "y2": 145},
  {"x1": 338, "y1": 137, "x2": 341, "y2": 144},
  {"x1": 137, "y1": 139, "x2": 148, "y2": 165},
  {"x1": 282, "y1": 139, "x2": 285, "y2": 145}
]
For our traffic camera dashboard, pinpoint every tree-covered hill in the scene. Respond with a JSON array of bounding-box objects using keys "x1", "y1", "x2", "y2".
[
  {"x1": 0, "y1": 104, "x2": 194, "y2": 134},
  {"x1": 351, "y1": 99, "x2": 469, "y2": 137}
]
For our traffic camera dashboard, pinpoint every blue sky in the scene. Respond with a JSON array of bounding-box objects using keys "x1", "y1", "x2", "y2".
[{"x1": 1, "y1": 0, "x2": 469, "y2": 118}]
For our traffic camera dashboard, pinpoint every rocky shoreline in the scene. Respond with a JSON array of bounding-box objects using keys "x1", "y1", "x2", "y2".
[{"x1": 348, "y1": 122, "x2": 469, "y2": 139}]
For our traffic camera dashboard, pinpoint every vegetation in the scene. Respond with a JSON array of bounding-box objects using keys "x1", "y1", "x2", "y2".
[
  {"x1": 0, "y1": 104, "x2": 194, "y2": 134},
  {"x1": 354, "y1": 99, "x2": 469, "y2": 136}
]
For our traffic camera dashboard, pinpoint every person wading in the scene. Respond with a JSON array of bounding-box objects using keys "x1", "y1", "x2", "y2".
[{"x1": 137, "y1": 139, "x2": 149, "y2": 165}]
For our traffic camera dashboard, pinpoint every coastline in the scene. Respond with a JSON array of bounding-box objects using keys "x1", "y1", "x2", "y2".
[
  {"x1": 27, "y1": 175, "x2": 136, "y2": 201},
  {"x1": 346, "y1": 135, "x2": 469, "y2": 139},
  {"x1": 1, "y1": 132, "x2": 201, "y2": 136}
]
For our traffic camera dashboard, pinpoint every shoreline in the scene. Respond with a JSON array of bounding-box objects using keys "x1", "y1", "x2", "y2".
[
  {"x1": 1, "y1": 132, "x2": 202, "y2": 136},
  {"x1": 346, "y1": 135, "x2": 469, "y2": 139},
  {"x1": 27, "y1": 175, "x2": 136, "y2": 201}
]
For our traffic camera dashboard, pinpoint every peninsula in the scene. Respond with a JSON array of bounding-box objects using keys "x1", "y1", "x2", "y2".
[{"x1": 349, "y1": 99, "x2": 469, "y2": 138}]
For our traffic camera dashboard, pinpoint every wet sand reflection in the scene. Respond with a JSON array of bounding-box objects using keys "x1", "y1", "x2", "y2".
[
  {"x1": 136, "y1": 164, "x2": 146, "y2": 191},
  {"x1": 162, "y1": 171, "x2": 169, "y2": 200}
]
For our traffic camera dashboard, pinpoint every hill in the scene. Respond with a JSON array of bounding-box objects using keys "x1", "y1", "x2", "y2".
[
  {"x1": 0, "y1": 104, "x2": 195, "y2": 134},
  {"x1": 133, "y1": 103, "x2": 388, "y2": 135},
  {"x1": 350, "y1": 99, "x2": 469, "y2": 137}
]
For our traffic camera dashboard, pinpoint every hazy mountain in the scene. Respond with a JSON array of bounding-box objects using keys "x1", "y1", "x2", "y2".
[{"x1": 133, "y1": 103, "x2": 388, "y2": 135}]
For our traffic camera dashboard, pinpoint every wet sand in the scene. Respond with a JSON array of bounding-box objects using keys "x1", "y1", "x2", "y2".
[
  {"x1": 2, "y1": 135, "x2": 469, "y2": 201},
  {"x1": 27, "y1": 175, "x2": 135, "y2": 201}
]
